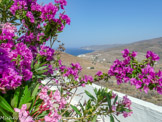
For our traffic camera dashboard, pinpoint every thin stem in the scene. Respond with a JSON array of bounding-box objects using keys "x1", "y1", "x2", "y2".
[{"x1": 61, "y1": 88, "x2": 78, "y2": 116}]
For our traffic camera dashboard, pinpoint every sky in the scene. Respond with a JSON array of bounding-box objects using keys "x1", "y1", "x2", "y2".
[{"x1": 38, "y1": 0, "x2": 162, "y2": 48}]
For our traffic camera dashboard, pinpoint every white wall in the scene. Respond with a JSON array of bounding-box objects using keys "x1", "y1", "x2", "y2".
[
  {"x1": 42, "y1": 78, "x2": 162, "y2": 122},
  {"x1": 71, "y1": 84, "x2": 162, "y2": 122}
]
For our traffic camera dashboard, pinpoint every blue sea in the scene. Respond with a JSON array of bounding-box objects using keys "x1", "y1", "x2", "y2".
[{"x1": 65, "y1": 48, "x2": 94, "y2": 56}]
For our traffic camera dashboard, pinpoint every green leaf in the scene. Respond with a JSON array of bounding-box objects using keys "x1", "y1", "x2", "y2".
[
  {"x1": 132, "y1": 73, "x2": 135, "y2": 78},
  {"x1": 94, "y1": 88, "x2": 98, "y2": 96},
  {"x1": 35, "y1": 65, "x2": 48, "y2": 71},
  {"x1": 85, "y1": 90, "x2": 96, "y2": 101},
  {"x1": 123, "y1": 108, "x2": 131, "y2": 113},
  {"x1": 113, "y1": 115, "x2": 120, "y2": 122},
  {"x1": 113, "y1": 95, "x2": 118, "y2": 105},
  {"x1": 11, "y1": 87, "x2": 20, "y2": 108},
  {"x1": 33, "y1": 75, "x2": 46, "y2": 79},
  {"x1": 32, "y1": 84, "x2": 39, "y2": 98},
  {"x1": 26, "y1": 103, "x2": 31, "y2": 110},
  {"x1": 0, "y1": 96, "x2": 14, "y2": 113},
  {"x1": 0, "y1": 107, "x2": 13, "y2": 122},
  {"x1": 85, "y1": 100, "x2": 92, "y2": 110},
  {"x1": 80, "y1": 102, "x2": 84, "y2": 112},
  {"x1": 137, "y1": 69, "x2": 141, "y2": 73},
  {"x1": 79, "y1": 102, "x2": 85, "y2": 116},
  {"x1": 31, "y1": 60, "x2": 34, "y2": 69},
  {"x1": 36, "y1": 69, "x2": 48, "y2": 74},
  {"x1": 110, "y1": 114, "x2": 114, "y2": 122},
  {"x1": 19, "y1": 86, "x2": 32, "y2": 108},
  {"x1": 106, "y1": 94, "x2": 111, "y2": 109},
  {"x1": 39, "y1": 61, "x2": 48, "y2": 67},
  {"x1": 12, "y1": 112, "x2": 18, "y2": 122},
  {"x1": 34, "y1": 61, "x2": 40, "y2": 69},
  {"x1": 92, "y1": 115, "x2": 97, "y2": 122},
  {"x1": 36, "y1": 110, "x2": 48, "y2": 119},
  {"x1": 148, "y1": 84, "x2": 156, "y2": 90},
  {"x1": 70, "y1": 105, "x2": 82, "y2": 117}
]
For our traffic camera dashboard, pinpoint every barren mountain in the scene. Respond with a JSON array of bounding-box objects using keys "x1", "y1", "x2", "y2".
[
  {"x1": 79, "y1": 37, "x2": 162, "y2": 66},
  {"x1": 60, "y1": 52, "x2": 109, "y2": 76},
  {"x1": 81, "y1": 44, "x2": 123, "y2": 51}
]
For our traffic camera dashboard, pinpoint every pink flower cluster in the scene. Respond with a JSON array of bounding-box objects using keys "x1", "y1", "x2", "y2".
[
  {"x1": 81, "y1": 75, "x2": 93, "y2": 87},
  {"x1": 54, "y1": 14, "x2": 71, "y2": 31},
  {"x1": 0, "y1": 23, "x2": 33, "y2": 92},
  {"x1": 10, "y1": 0, "x2": 37, "y2": 14},
  {"x1": 55, "y1": 0, "x2": 67, "y2": 9},
  {"x1": 146, "y1": 50, "x2": 160, "y2": 61},
  {"x1": 39, "y1": 45, "x2": 55, "y2": 61},
  {"x1": 136, "y1": 65, "x2": 162, "y2": 94},
  {"x1": 108, "y1": 58, "x2": 133, "y2": 84},
  {"x1": 110, "y1": 93, "x2": 132, "y2": 118},
  {"x1": 0, "y1": 48, "x2": 22, "y2": 93},
  {"x1": 0, "y1": 40, "x2": 33, "y2": 92},
  {"x1": 58, "y1": 62, "x2": 94, "y2": 86},
  {"x1": 26, "y1": 11, "x2": 35, "y2": 23},
  {"x1": 0, "y1": 23, "x2": 17, "y2": 41},
  {"x1": 10, "y1": 0, "x2": 70, "y2": 42},
  {"x1": 12, "y1": 42, "x2": 33, "y2": 80},
  {"x1": 59, "y1": 63, "x2": 82, "y2": 80},
  {"x1": 18, "y1": 32, "x2": 35, "y2": 43},
  {"x1": 31, "y1": 2, "x2": 42, "y2": 12},
  {"x1": 96, "y1": 71, "x2": 103, "y2": 77},
  {"x1": 43, "y1": 64, "x2": 54, "y2": 76},
  {"x1": 122, "y1": 49, "x2": 137, "y2": 58},
  {"x1": 60, "y1": 13, "x2": 71, "y2": 25},
  {"x1": 14, "y1": 104, "x2": 34, "y2": 122},
  {"x1": 37, "y1": 33, "x2": 44, "y2": 41},
  {"x1": 17, "y1": 32, "x2": 40, "y2": 58},
  {"x1": 109, "y1": 49, "x2": 162, "y2": 94},
  {"x1": 38, "y1": 86, "x2": 66, "y2": 122},
  {"x1": 10, "y1": 0, "x2": 28, "y2": 15},
  {"x1": 121, "y1": 96, "x2": 132, "y2": 118},
  {"x1": 41, "y1": 2, "x2": 58, "y2": 21}
]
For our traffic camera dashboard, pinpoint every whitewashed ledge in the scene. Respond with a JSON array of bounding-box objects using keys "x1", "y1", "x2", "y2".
[{"x1": 42, "y1": 78, "x2": 162, "y2": 122}]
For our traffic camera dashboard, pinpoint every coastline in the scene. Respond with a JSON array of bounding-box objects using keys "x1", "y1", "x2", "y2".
[{"x1": 65, "y1": 48, "x2": 94, "y2": 56}]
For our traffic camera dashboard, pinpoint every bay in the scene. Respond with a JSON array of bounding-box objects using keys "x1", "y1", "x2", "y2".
[{"x1": 65, "y1": 48, "x2": 94, "y2": 56}]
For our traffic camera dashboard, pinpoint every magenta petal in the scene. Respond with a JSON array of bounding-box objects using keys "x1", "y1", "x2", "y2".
[
  {"x1": 14, "y1": 108, "x2": 20, "y2": 112},
  {"x1": 144, "y1": 86, "x2": 149, "y2": 94},
  {"x1": 45, "y1": 116, "x2": 52, "y2": 121}
]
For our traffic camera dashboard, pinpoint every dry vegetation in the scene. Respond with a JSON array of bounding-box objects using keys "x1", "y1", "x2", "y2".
[
  {"x1": 96, "y1": 80, "x2": 162, "y2": 106},
  {"x1": 60, "y1": 52, "x2": 109, "y2": 76}
]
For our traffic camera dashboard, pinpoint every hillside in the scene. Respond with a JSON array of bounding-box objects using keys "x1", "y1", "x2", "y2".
[
  {"x1": 81, "y1": 44, "x2": 123, "y2": 51},
  {"x1": 59, "y1": 52, "x2": 109, "y2": 76},
  {"x1": 105, "y1": 37, "x2": 162, "y2": 59},
  {"x1": 78, "y1": 37, "x2": 162, "y2": 66}
]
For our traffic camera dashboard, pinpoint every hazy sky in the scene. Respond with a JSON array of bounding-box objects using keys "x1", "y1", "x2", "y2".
[{"x1": 39, "y1": 0, "x2": 162, "y2": 48}]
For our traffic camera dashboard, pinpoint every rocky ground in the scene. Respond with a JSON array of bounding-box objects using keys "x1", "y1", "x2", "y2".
[
  {"x1": 77, "y1": 50, "x2": 146, "y2": 66},
  {"x1": 60, "y1": 52, "x2": 109, "y2": 76}
]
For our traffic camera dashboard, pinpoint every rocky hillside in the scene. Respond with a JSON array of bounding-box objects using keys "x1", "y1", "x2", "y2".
[
  {"x1": 59, "y1": 52, "x2": 109, "y2": 76},
  {"x1": 81, "y1": 44, "x2": 123, "y2": 51},
  {"x1": 78, "y1": 37, "x2": 162, "y2": 67}
]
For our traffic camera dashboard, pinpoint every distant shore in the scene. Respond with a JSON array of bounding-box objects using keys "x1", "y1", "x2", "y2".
[{"x1": 65, "y1": 48, "x2": 94, "y2": 56}]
